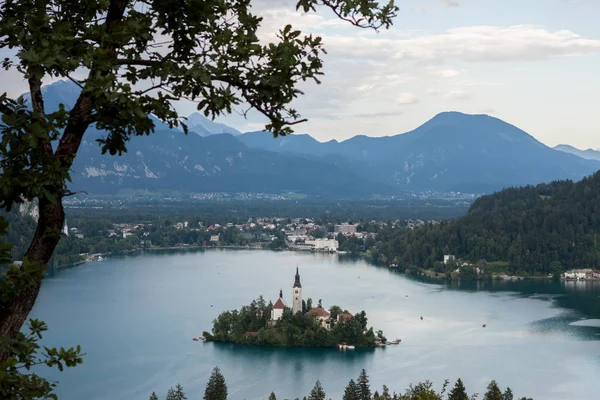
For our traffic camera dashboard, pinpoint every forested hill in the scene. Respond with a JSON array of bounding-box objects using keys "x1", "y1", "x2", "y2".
[{"x1": 373, "y1": 172, "x2": 600, "y2": 276}]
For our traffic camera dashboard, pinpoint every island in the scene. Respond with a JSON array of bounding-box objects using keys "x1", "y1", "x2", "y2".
[{"x1": 203, "y1": 267, "x2": 387, "y2": 348}]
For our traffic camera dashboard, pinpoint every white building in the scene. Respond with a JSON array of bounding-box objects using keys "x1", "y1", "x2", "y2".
[
  {"x1": 304, "y1": 238, "x2": 338, "y2": 252},
  {"x1": 562, "y1": 269, "x2": 592, "y2": 280},
  {"x1": 334, "y1": 223, "x2": 357, "y2": 234},
  {"x1": 443, "y1": 255, "x2": 456, "y2": 265},
  {"x1": 210, "y1": 235, "x2": 220, "y2": 242},
  {"x1": 271, "y1": 290, "x2": 286, "y2": 321}
]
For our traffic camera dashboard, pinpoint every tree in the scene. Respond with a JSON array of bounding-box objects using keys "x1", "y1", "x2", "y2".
[
  {"x1": 448, "y1": 379, "x2": 469, "y2": 400},
  {"x1": 0, "y1": 217, "x2": 83, "y2": 399},
  {"x1": 357, "y1": 369, "x2": 371, "y2": 400},
  {"x1": 166, "y1": 387, "x2": 176, "y2": 400},
  {"x1": 0, "y1": 0, "x2": 398, "y2": 355},
  {"x1": 149, "y1": 392, "x2": 159, "y2": 400},
  {"x1": 502, "y1": 387, "x2": 514, "y2": 400},
  {"x1": 204, "y1": 366, "x2": 228, "y2": 400},
  {"x1": 308, "y1": 380, "x2": 326, "y2": 400},
  {"x1": 269, "y1": 392, "x2": 277, "y2": 400},
  {"x1": 173, "y1": 384, "x2": 187, "y2": 400},
  {"x1": 343, "y1": 379, "x2": 359, "y2": 400},
  {"x1": 306, "y1": 298, "x2": 313, "y2": 310},
  {"x1": 484, "y1": 381, "x2": 503, "y2": 400}
]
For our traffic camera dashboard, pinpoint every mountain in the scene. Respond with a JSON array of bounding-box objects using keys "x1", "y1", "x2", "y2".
[
  {"x1": 28, "y1": 80, "x2": 392, "y2": 198},
  {"x1": 370, "y1": 171, "x2": 600, "y2": 276},
  {"x1": 184, "y1": 112, "x2": 241, "y2": 137},
  {"x1": 554, "y1": 144, "x2": 600, "y2": 161},
  {"x1": 239, "y1": 112, "x2": 600, "y2": 193}
]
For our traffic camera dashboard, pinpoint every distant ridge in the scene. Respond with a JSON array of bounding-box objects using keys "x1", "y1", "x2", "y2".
[
  {"x1": 554, "y1": 144, "x2": 600, "y2": 161},
  {"x1": 20, "y1": 80, "x2": 600, "y2": 196}
]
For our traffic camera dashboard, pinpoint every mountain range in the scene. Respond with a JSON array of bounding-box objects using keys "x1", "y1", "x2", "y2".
[
  {"x1": 18, "y1": 80, "x2": 600, "y2": 198},
  {"x1": 554, "y1": 144, "x2": 600, "y2": 161}
]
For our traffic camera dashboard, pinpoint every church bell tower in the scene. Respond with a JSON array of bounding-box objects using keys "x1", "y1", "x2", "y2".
[{"x1": 292, "y1": 266, "x2": 302, "y2": 314}]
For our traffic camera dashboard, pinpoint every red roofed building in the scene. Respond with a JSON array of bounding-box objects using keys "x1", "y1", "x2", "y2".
[
  {"x1": 308, "y1": 308, "x2": 331, "y2": 330},
  {"x1": 337, "y1": 313, "x2": 353, "y2": 323},
  {"x1": 270, "y1": 289, "x2": 286, "y2": 322},
  {"x1": 244, "y1": 331, "x2": 259, "y2": 338}
]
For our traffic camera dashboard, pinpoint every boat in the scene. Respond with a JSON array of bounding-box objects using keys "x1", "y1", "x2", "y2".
[
  {"x1": 386, "y1": 339, "x2": 401, "y2": 345},
  {"x1": 482, "y1": 324, "x2": 486, "y2": 328},
  {"x1": 192, "y1": 338, "x2": 199, "y2": 341},
  {"x1": 346, "y1": 345, "x2": 356, "y2": 350},
  {"x1": 199, "y1": 337, "x2": 206, "y2": 341}
]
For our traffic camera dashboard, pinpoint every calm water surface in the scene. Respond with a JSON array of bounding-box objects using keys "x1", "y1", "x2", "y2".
[{"x1": 30, "y1": 250, "x2": 600, "y2": 400}]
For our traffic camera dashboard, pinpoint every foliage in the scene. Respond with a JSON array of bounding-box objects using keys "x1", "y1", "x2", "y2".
[
  {"x1": 155, "y1": 367, "x2": 534, "y2": 400},
  {"x1": 150, "y1": 392, "x2": 159, "y2": 400},
  {"x1": 357, "y1": 369, "x2": 371, "y2": 400},
  {"x1": 448, "y1": 378, "x2": 469, "y2": 400},
  {"x1": 343, "y1": 379, "x2": 359, "y2": 400},
  {"x1": 484, "y1": 381, "x2": 503, "y2": 400},
  {"x1": 0, "y1": 216, "x2": 83, "y2": 399},
  {"x1": 204, "y1": 366, "x2": 227, "y2": 400},
  {"x1": 207, "y1": 297, "x2": 380, "y2": 348},
  {"x1": 0, "y1": 318, "x2": 84, "y2": 399},
  {"x1": 308, "y1": 380, "x2": 326, "y2": 400},
  {"x1": 369, "y1": 172, "x2": 600, "y2": 276}
]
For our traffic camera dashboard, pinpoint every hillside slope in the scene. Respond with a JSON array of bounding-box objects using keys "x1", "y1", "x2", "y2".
[{"x1": 371, "y1": 172, "x2": 600, "y2": 275}]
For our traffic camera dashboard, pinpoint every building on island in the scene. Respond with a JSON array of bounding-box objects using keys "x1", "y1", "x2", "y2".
[
  {"x1": 271, "y1": 289, "x2": 286, "y2": 322},
  {"x1": 307, "y1": 307, "x2": 330, "y2": 329},
  {"x1": 292, "y1": 267, "x2": 303, "y2": 314},
  {"x1": 334, "y1": 223, "x2": 357, "y2": 234}
]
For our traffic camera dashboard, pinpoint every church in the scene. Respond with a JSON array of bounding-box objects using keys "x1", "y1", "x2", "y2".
[{"x1": 270, "y1": 267, "x2": 303, "y2": 322}]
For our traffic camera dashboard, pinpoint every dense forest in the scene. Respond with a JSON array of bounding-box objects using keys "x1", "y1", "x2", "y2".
[
  {"x1": 369, "y1": 172, "x2": 600, "y2": 276},
  {"x1": 205, "y1": 297, "x2": 383, "y2": 348}
]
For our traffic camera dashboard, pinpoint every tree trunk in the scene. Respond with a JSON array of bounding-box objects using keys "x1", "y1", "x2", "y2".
[{"x1": 0, "y1": 196, "x2": 64, "y2": 362}]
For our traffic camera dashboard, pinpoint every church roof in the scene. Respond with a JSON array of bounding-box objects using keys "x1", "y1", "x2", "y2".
[
  {"x1": 308, "y1": 308, "x2": 330, "y2": 318},
  {"x1": 273, "y1": 298, "x2": 286, "y2": 309},
  {"x1": 293, "y1": 266, "x2": 302, "y2": 288}
]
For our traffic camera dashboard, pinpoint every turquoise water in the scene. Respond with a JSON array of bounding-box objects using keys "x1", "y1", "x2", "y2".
[{"x1": 30, "y1": 250, "x2": 600, "y2": 399}]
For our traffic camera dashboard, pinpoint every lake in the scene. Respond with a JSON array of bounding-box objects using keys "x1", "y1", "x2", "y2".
[{"x1": 30, "y1": 249, "x2": 600, "y2": 400}]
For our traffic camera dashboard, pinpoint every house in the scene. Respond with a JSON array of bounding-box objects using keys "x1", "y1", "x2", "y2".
[
  {"x1": 562, "y1": 269, "x2": 593, "y2": 280},
  {"x1": 210, "y1": 235, "x2": 220, "y2": 242},
  {"x1": 304, "y1": 238, "x2": 338, "y2": 252},
  {"x1": 307, "y1": 308, "x2": 331, "y2": 330},
  {"x1": 337, "y1": 313, "x2": 353, "y2": 323},
  {"x1": 244, "y1": 331, "x2": 259, "y2": 338},
  {"x1": 334, "y1": 223, "x2": 357, "y2": 234},
  {"x1": 175, "y1": 222, "x2": 184, "y2": 229},
  {"x1": 74, "y1": 233, "x2": 84, "y2": 239},
  {"x1": 123, "y1": 231, "x2": 134, "y2": 239},
  {"x1": 443, "y1": 255, "x2": 456, "y2": 265}
]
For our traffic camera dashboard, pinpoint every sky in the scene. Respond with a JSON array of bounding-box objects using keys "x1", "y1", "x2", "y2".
[{"x1": 2, "y1": 0, "x2": 600, "y2": 148}]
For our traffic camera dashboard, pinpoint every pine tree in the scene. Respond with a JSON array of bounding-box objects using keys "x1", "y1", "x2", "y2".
[
  {"x1": 174, "y1": 384, "x2": 187, "y2": 400},
  {"x1": 204, "y1": 366, "x2": 228, "y2": 400},
  {"x1": 448, "y1": 378, "x2": 469, "y2": 400},
  {"x1": 343, "y1": 379, "x2": 359, "y2": 400},
  {"x1": 269, "y1": 392, "x2": 277, "y2": 400},
  {"x1": 166, "y1": 388, "x2": 176, "y2": 400},
  {"x1": 149, "y1": 392, "x2": 159, "y2": 400},
  {"x1": 381, "y1": 385, "x2": 392, "y2": 400},
  {"x1": 484, "y1": 381, "x2": 503, "y2": 400},
  {"x1": 308, "y1": 380, "x2": 326, "y2": 400},
  {"x1": 502, "y1": 387, "x2": 514, "y2": 400},
  {"x1": 357, "y1": 369, "x2": 371, "y2": 400}
]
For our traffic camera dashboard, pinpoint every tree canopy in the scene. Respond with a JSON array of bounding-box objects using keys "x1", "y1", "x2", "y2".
[{"x1": 0, "y1": 0, "x2": 398, "y2": 359}]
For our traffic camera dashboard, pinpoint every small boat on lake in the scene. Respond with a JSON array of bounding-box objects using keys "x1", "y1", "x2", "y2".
[
  {"x1": 386, "y1": 339, "x2": 401, "y2": 345},
  {"x1": 346, "y1": 345, "x2": 355, "y2": 350}
]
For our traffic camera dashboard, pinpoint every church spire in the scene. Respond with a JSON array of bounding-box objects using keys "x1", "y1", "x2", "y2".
[{"x1": 293, "y1": 266, "x2": 302, "y2": 288}]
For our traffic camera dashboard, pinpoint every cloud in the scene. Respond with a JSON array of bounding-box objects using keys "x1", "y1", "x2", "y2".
[
  {"x1": 427, "y1": 88, "x2": 470, "y2": 99},
  {"x1": 395, "y1": 92, "x2": 419, "y2": 105}
]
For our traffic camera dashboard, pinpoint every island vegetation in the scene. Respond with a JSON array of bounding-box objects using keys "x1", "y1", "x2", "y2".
[
  {"x1": 152, "y1": 366, "x2": 534, "y2": 400},
  {"x1": 204, "y1": 296, "x2": 385, "y2": 349}
]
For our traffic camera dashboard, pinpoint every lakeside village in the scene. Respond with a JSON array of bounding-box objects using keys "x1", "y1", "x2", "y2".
[
  {"x1": 197, "y1": 268, "x2": 398, "y2": 349},
  {"x1": 49, "y1": 214, "x2": 600, "y2": 281}
]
